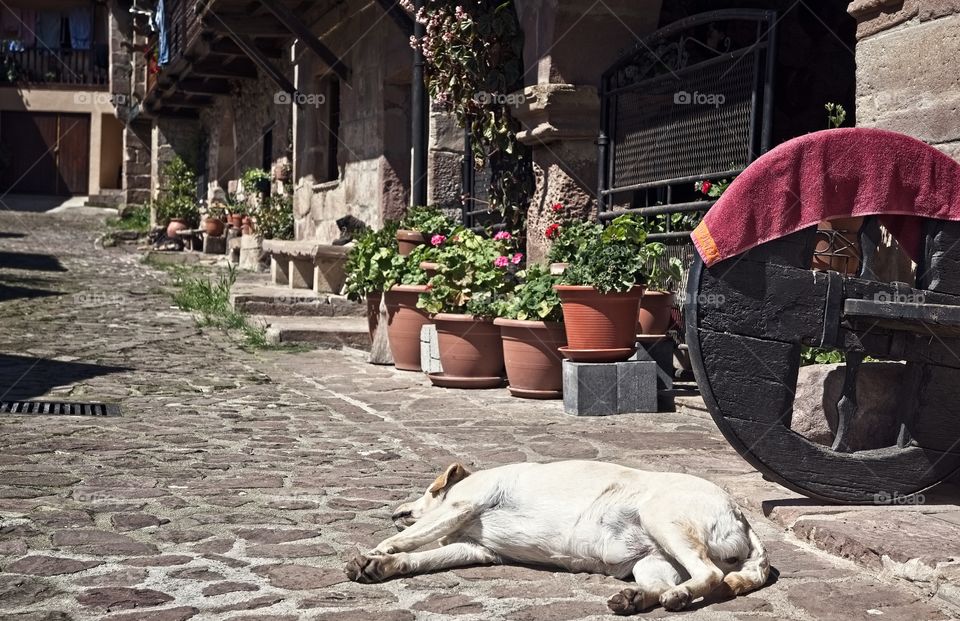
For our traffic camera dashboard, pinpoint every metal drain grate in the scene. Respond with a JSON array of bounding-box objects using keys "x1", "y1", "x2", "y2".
[{"x1": 0, "y1": 400, "x2": 121, "y2": 416}]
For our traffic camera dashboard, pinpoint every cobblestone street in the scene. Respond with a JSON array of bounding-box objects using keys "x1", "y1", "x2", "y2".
[{"x1": 1, "y1": 209, "x2": 957, "y2": 621}]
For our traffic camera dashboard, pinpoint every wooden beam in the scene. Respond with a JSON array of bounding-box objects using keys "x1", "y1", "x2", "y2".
[
  {"x1": 374, "y1": 0, "x2": 414, "y2": 35},
  {"x1": 177, "y1": 77, "x2": 234, "y2": 96},
  {"x1": 203, "y1": 13, "x2": 290, "y2": 37},
  {"x1": 224, "y1": 32, "x2": 297, "y2": 97},
  {"x1": 209, "y1": 37, "x2": 283, "y2": 60},
  {"x1": 258, "y1": 0, "x2": 350, "y2": 82},
  {"x1": 157, "y1": 94, "x2": 216, "y2": 108},
  {"x1": 192, "y1": 57, "x2": 259, "y2": 80}
]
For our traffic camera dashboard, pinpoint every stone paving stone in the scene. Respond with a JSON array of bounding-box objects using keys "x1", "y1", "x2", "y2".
[
  {"x1": 0, "y1": 211, "x2": 958, "y2": 620},
  {"x1": 4, "y1": 556, "x2": 102, "y2": 576}
]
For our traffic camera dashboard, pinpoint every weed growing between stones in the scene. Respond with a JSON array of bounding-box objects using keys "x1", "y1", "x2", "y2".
[
  {"x1": 107, "y1": 205, "x2": 151, "y2": 233},
  {"x1": 168, "y1": 264, "x2": 268, "y2": 349}
]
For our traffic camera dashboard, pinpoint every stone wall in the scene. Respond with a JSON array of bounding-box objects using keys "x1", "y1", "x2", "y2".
[
  {"x1": 850, "y1": 0, "x2": 960, "y2": 160},
  {"x1": 292, "y1": 2, "x2": 414, "y2": 243}
]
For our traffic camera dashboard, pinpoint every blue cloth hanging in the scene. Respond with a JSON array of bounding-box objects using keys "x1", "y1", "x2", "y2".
[
  {"x1": 152, "y1": 0, "x2": 169, "y2": 65},
  {"x1": 68, "y1": 6, "x2": 92, "y2": 50},
  {"x1": 36, "y1": 11, "x2": 61, "y2": 50}
]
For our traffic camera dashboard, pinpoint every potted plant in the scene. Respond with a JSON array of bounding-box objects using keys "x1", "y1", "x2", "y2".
[
  {"x1": 418, "y1": 229, "x2": 519, "y2": 388},
  {"x1": 204, "y1": 200, "x2": 227, "y2": 237},
  {"x1": 638, "y1": 252, "x2": 683, "y2": 335},
  {"x1": 384, "y1": 246, "x2": 435, "y2": 371},
  {"x1": 554, "y1": 214, "x2": 658, "y2": 362},
  {"x1": 396, "y1": 205, "x2": 455, "y2": 255},
  {"x1": 253, "y1": 193, "x2": 295, "y2": 241},
  {"x1": 545, "y1": 216, "x2": 603, "y2": 275},
  {"x1": 345, "y1": 221, "x2": 401, "y2": 342},
  {"x1": 155, "y1": 157, "x2": 199, "y2": 238},
  {"x1": 494, "y1": 264, "x2": 567, "y2": 399}
]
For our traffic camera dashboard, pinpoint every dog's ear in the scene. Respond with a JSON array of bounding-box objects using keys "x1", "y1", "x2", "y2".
[{"x1": 428, "y1": 463, "x2": 471, "y2": 495}]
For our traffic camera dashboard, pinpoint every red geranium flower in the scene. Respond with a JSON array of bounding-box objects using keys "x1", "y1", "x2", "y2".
[
  {"x1": 545, "y1": 223, "x2": 561, "y2": 240},
  {"x1": 551, "y1": 203, "x2": 564, "y2": 213},
  {"x1": 700, "y1": 181, "x2": 713, "y2": 195}
]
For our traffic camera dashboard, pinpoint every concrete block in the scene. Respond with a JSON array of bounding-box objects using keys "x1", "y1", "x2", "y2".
[
  {"x1": 635, "y1": 337, "x2": 676, "y2": 412},
  {"x1": 271, "y1": 256, "x2": 289, "y2": 286},
  {"x1": 239, "y1": 235, "x2": 263, "y2": 272},
  {"x1": 313, "y1": 258, "x2": 347, "y2": 294},
  {"x1": 420, "y1": 324, "x2": 442, "y2": 375},
  {"x1": 203, "y1": 235, "x2": 226, "y2": 255},
  {"x1": 563, "y1": 359, "x2": 659, "y2": 416},
  {"x1": 289, "y1": 257, "x2": 313, "y2": 289}
]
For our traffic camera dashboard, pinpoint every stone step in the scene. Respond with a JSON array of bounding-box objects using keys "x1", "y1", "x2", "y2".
[
  {"x1": 85, "y1": 192, "x2": 124, "y2": 208},
  {"x1": 255, "y1": 315, "x2": 370, "y2": 350},
  {"x1": 230, "y1": 281, "x2": 365, "y2": 317}
]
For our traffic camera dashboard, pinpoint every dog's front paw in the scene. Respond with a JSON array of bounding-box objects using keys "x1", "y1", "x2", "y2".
[
  {"x1": 607, "y1": 588, "x2": 652, "y2": 615},
  {"x1": 344, "y1": 553, "x2": 389, "y2": 583},
  {"x1": 659, "y1": 586, "x2": 692, "y2": 611}
]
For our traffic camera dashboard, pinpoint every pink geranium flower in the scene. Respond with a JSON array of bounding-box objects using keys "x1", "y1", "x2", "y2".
[
  {"x1": 493, "y1": 231, "x2": 512, "y2": 241},
  {"x1": 430, "y1": 234, "x2": 446, "y2": 246},
  {"x1": 494, "y1": 256, "x2": 509, "y2": 268},
  {"x1": 511, "y1": 253, "x2": 523, "y2": 265}
]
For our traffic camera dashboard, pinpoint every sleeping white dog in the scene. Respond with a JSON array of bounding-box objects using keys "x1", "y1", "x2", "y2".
[{"x1": 345, "y1": 460, "x2": 770, "y2": 614}]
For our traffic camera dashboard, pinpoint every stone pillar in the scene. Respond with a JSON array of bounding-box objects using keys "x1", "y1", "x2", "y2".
[
  {"x1": 511, "y1": 0, "x2": 662, "y2": 262},
  {"x1": 850, "y1": 0, "x2": 960, "y2": 160}
]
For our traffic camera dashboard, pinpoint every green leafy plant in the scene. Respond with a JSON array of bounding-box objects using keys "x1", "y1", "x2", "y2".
[
  {"x1": 498, "y1": 263, "x2": 563, "y2": 322},
  {"x1": 253, "y1": 193, "x2": 294, "y2": 240},
  {"x1": 546, "y1": 220, "x2": 603, "y2": 264},
  {"x1": 646, "y1": 253, "x2": 683, "y2": 292},
  {"x1": 695, "y1": 178, "x2": 733, "y2": 199},
  {"x1": 107, "y1": 204, "x2": 150, "y2": 233},
  {"x1": 171, "y1": 264, "x2": 267, "y2": 349},
  {"x1": 344, "y1": 221, "x2": 401, "y2": 302},
  {"x1": 154, "y1": 157, "x2": 199, "y2": 226},
  {"x1": 399, "y1": 205, "x2": 457, "y2": 236},
  {"x1": 418, "y1": 229, "x2": 519, "y2": 318},
  {"x1": 825, "y1": 102, "x2": 847, "y2": 129},
  {"x1": 241, "y1": 168, "x2": 272, "y2": 197},
  {"x1": 560, "y1": 214, "x2": 662, "y2": 294},
  {"x1": 405, "y1": 0, "x2": 532, "y2": 220}
]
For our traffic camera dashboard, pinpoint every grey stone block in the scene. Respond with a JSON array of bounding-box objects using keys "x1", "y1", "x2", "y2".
[
  {"x1": 419, "y1": 324, "x2": 442, "y2": 374},
  {"x1": 203, "y1": 235, "x2": 226, "y2": 255},
  {"x1": 563, "y1": 359, "x2": 659, "y2": 416},
  {"x1": 634, "y1": 337, "x2": 676, "y2": 412}
]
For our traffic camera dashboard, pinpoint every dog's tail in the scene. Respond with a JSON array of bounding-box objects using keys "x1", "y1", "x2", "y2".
[{"x1": 718, "y1": 517, "x2": 769, "y2": 596}]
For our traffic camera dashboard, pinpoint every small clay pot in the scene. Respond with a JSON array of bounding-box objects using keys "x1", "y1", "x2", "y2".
[
  {"x1": 554, "y1": 284, "x2": 643, "y2": 362},
  {"x1": 396, "y1": 229, "x2": 428, "y2": 256},
  {"x1": 166, "y1": 218, "x2": 189, "y2": 238},
  {"x1": 638, "y1": 290, "x2": 674, "y2": 335},
  {"x1": 384, "y1": 285, "x2": 431, "y2": 371},
  {"x1": 495, "y1": 318, "x2": 566, "y2": 399},
  {"x1": 228, "y1": 214, "x2": 243, "y2": 229},
  {"x1": 434, "y1": 313, "x2": 504, "y2": 379},
  {"x1": 204, "y1": 217, "x2": 225, "y2": 237}
]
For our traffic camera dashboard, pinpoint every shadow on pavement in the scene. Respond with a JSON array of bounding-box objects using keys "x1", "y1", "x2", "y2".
[
  {"x1": 0, "y1": 283, "x2": 61, "y2": 302},
  {"x1": 0, "y1": 251, "x2": 67, "y2": 272},
  {"x1": 0, "y1": 232, "x2": 25, "y2": 239},
  {"x1": 0, "y1": 195, "x2": 86, "y2": 213},
  {"x1": 0, "y1": 353, "x2": 129, "y2": 401}
]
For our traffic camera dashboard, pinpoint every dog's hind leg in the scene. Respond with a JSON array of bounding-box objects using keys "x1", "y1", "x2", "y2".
[
  {"x1": 346, "y1": 541, "x2": 497, "y2": 583},
  {"x1": 607, "y1": 555, "x2": 682, "y2": 616},
  {"x1": 373, "y1": 502, "x2": 477, "y2": 554}
]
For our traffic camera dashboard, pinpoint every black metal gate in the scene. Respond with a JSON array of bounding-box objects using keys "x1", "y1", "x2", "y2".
[{"x1": 597, "y1": 9, "x2": 777, "y2": 289}]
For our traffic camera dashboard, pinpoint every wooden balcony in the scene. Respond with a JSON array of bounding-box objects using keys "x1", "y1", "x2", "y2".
[{"x1": 0, "y1": 47, "x2": 108, "y2": 89}]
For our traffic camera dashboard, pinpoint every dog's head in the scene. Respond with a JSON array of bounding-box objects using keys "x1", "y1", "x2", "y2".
[{"x1": 391, "y1": 463, "x2": 471, "y2": 531}]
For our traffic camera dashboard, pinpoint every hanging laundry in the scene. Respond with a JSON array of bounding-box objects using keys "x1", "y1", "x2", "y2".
[
  {"x1": 152, "y1": 0, "x2": 169, "y2": 65},
  {"x1": 68, "y1": 6, "x2": 92, "y2": 50},
  {"x1": 36, "y1": 11, "x2": 61, "y2": 50}
]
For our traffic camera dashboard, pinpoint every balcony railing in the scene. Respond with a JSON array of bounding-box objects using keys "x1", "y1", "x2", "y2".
[{"x1": 0, "y1": 46, "x2": 108, "y2": 88}]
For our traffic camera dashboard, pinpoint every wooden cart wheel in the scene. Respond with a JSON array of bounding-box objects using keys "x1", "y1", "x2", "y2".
[{"x1": 685, "y1": 219, "x2": 960, "y2": 503}]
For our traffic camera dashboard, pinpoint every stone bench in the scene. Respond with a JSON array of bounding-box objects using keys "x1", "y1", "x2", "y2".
[{"x1": 262, "y1": 240, "x2": 349, "y2": 294}]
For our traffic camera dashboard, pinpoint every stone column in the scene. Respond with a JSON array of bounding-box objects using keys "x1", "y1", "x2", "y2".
[
  {"x1": 511, "y1": 0, "x2": 662, "y2": 262},
  {"x1": 851, "y1": 0, "x2": 960, "y2": 160}
]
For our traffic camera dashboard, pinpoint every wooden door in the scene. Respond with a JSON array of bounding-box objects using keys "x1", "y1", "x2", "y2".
[{"x1": 0, "y1": 111, "x2": 90, "y2": 195}]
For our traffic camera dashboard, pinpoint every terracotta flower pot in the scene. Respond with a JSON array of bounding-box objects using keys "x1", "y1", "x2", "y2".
[
  {"x1": 420, "y1": 261, "x2": 440, "y2": 279},
  {"x1": 366, "y1": 291, "x2": 383, "y2": 342},
  {"x1": 638, "y1": 290, "x2": 675, "y2": 335},
  {"x1": 204, "y1": 217, "x2": 225, "y2": 237},
  {"x1": 242, "y1": 216, "x2": 254, "y2": 236},
  {"x1": 166, "y1": 218, "x2": 189, "y2": 238},
  {"x1": 813, "y1": 217, "x2": 862, "y2": 274},
  {"x1": 228, "y1": 214, "x2": 243, "y2": 229},
  {"x1": 384, "y1": 285, "x2": 431, "y2": 371},
  {"x1": 554, "y1": 285, "x2": 643, "y2": 362},
  {"x1": 396, "y1": 229, "x2": 427, "y2": 256},
  {"x1": 495, "y1": 318, "x2": 566, "y2": 399},
  {"x1": 434, "y1": 313, "x2": 504, "y2": 379}
]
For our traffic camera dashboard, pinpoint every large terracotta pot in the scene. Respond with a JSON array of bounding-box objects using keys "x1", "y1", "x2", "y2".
[
  {"x1": 228, "y1": 214, "x2": 243, "y2": 229},
  {"x1": 166, "y1": 218, "x2": 189, "y2": 238},
  {"x1": 813, "y1": 217, "x2": 862, "y2": 274},
  {"x1": 638, "y1": 290, "x2": 674, "y2": 335},
  {"x1": 495, "y1": 318, "x2": 566, "y2": 399},
  {"x1": 434, "y1": 313, "x2": 504, "y2": 378},
  {"x1": 366, "y1": 292, "x2": 383, "y2": 342},
  {"x1": 554, "y1": 285, "x2": 643, "y2": 362},
  {"x1": 384, "y1": 285, "x2": 431, "y2": 371},
  {"x1": 204, "y1": 217, "x2": 225, "y2": 237},
  {"x1": 396, "y1": 229, "x2": 428, "y2": 256}
]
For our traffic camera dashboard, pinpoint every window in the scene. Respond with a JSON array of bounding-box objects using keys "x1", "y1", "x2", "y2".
[{"x1": 313, "y1": 76, "x2": 341, "y2": 183}]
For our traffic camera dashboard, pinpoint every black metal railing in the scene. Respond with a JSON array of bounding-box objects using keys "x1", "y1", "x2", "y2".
[{"x1": 0, "y1": 46, "x2": 107, "y2": 87}]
